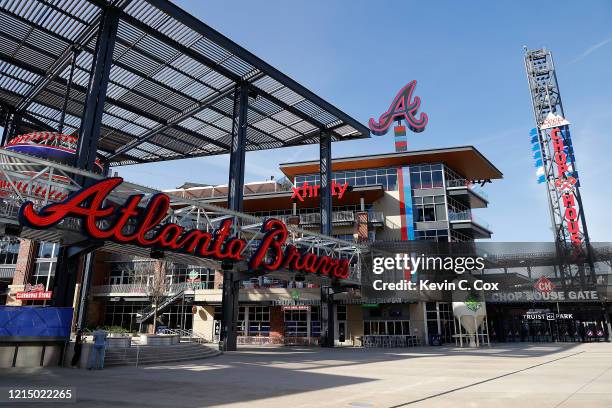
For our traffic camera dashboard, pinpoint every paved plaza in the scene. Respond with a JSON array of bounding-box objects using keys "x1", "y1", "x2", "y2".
[{"x1": 2, "y1": 343, "x2": 611, "y2": 408}]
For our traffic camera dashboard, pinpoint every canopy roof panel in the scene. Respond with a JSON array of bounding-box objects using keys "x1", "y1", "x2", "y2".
[{"x1": 0, "y1": 0, "x2": 369, "y2": 166}]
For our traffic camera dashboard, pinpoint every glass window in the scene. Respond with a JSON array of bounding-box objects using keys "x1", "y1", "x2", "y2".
[
  {"x1": 387, "y1": 175, "x2": 397, "y2": 190},
  {"x1": 435, "y1": 204, "x2": 447, "y2": 221},
  {"x1": 423, "y1": 206, "x2": 435, "y2": 221},
  {"x1": 411, "y1": 172, "x2": 421, "y2": 189},
  {"x1": 337, "y1": 305, "x2": 347, "y2": 321},
  {"x1": 432, "y1": 170, "x2": 443, "y2": 188},
  {"x1": 0, "y1": 237, "x2": 19, "y2": 264},
  {"x1": 421, "y1": 172, "x2": 432, "y2": 189},
  {"x1": 37, "y1": 242, "x2": 59, "y2": 259}
]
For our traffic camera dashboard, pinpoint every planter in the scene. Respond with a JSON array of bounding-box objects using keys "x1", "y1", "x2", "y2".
[
  {"x1": 138, "y1": 334, "x2": 179, "y2": 346},
  {"x1": 108, "y1": 332, "x2": 130, "y2": 338},
  {"x1": 106, "y1": 336, "x2": 131, "y2": 349}
]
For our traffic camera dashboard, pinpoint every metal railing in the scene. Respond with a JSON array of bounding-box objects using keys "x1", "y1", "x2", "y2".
[
  {"x1": 159, "y1": 328, "x2": 209, "y2": 343},
  {"x1": 368, "y1": 211, "x2": 385, "y2": 224},
  {"x1": 444, "y1": 166, "x2": 489, "y2": 201},
  {"x1": 92, "y1": 282, "x2": 210, "y2": 295},
  {"x1": 448, "y1": 211, "x2": 491, "y2": 231},
  {"x1": 299, "y1": 210, "x2": 355, "y2": 225}
]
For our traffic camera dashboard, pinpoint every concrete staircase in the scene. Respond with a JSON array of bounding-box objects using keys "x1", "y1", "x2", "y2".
[{"x1": 104, "y1": 343, "x2": 221, "y2": 367}]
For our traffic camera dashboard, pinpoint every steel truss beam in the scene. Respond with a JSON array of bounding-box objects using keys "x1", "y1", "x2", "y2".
[{"x1": 0, "y1": 148, "x2": 366, "y2": 278}]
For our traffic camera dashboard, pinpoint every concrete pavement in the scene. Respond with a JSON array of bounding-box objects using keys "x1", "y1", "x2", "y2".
[{"x1": 1, "y1": 342, "x2": 611, "y2": 407}]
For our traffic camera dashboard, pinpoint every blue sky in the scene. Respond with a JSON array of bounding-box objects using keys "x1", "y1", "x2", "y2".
[{"x1": 99, "y1": 1, "x2": 612, "y2": 241}]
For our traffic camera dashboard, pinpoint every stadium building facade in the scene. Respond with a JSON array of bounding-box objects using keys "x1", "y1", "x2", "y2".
[
  {"x1": 1, "y1": 146, "x2": 610, "y2": 345},
  {"x1": 3, "y1": 146, "x2": 509, "y2": 345}
]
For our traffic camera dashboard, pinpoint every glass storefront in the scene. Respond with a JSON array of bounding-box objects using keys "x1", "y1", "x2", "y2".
[{"x1": 487, "y1": 304, "x2": 610, "y2": 343}]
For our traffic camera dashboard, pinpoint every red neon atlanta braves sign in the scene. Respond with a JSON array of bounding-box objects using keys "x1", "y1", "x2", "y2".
[{"x1": 18, "y1": 178, "x2": 349, "y2": 279}]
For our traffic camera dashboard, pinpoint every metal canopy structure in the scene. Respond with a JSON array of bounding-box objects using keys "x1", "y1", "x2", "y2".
[{"x1": 0, "y1": 0, "x2": 369, "y2": 166}]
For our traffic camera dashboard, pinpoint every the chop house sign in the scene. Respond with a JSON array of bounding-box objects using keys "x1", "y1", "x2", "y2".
[{"x1": 18, "y1": 178, "x2": 349, "y2": 279}]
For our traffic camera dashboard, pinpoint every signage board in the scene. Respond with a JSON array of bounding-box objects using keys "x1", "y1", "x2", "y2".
[
  {"x1": 534, "y1": 276, "x2": 555, "y2": 294},
  {"x1": 15, "y1": 283, "x2": 52, "y2": 300},
  {"x1": 540, "y1": 112, "x2": 570, "y2": 130},
  {"x1": 291, "y1": 181, "x2": 349, "y2": 201},
  {"x1": 18, "y1": 177, "x2": 350, "y2": 279},
  {"x1": 368, "y1": 80, "x2": 428, "y2": 135},
  {"x1": 16, "y1": 290, "x2": 52, "y2": 300},
  {"x1": 282, "y1": 305, "x2": 310, "y2": 311}
]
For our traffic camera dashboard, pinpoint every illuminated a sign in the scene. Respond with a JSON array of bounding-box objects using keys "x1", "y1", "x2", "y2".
[
  {"x1": 534, "y1": 276, "x2": 555, "y2": 294},
  {"x1": 19, "y1": 178, "x2": 349, "y2": 279},
  {"x1": 368, "y1": 80, "x2": 428, "y2": 136},
  {"x1": 550, "y1": 128, "x2": 581, "y2": 245},
  {"x1": 291, "y1": 181, "x2": 349, "y2": 202}
]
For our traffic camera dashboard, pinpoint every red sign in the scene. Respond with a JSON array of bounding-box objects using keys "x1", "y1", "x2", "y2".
[
  {"x1": 534, "y1": 276, "x2": 555, "y2": 294},
  {"x1": 550, "y1": 128, "x2": 581, "y2": 246},
  {"x1": 368, "y1": 80, "x2": 428, "y2": 136},
  {"x1": 16, "y1": 284, "x2": 52, "y2": 300},
  {"x1": 291, "y1": 181, "x2": 349, "y2": 202},
  {"x1": 19, "y1": 178, "x2": 349, "y2": 279}
]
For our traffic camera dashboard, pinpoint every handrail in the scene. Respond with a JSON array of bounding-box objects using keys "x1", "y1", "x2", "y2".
[{"x1": 159, "y1": 328, "x2": 209, "y2": 343}]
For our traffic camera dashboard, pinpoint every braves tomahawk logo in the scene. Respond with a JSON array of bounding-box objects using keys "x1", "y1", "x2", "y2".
[{"x1": 368, "y1": 80, "x2": 428, "y2": 136}]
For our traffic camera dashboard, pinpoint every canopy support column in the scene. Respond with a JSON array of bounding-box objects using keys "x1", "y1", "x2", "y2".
[
  {"x1": 320, "y1": 130, "x2": 335, "y2": 347},
  {"x1": 221, "y1": 82, "x2": 249, "y2": 352},
  {"x1": 54, "y1": 6, "x2": 118, "y2": 324},
  {"x1": 58, "y1": 47, "x2": 78, "y2": 134},
  {"x1": 75, "y1": 5, "x2": 118, "y2": 173}
]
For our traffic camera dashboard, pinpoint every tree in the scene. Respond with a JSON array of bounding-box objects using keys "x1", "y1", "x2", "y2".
[{"x1": 135, "y1": 259, "x2": 168, "y2": 333}]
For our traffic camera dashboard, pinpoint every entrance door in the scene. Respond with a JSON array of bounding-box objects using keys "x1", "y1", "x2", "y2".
[{"x1": 337, "y1": 321, "x2": 347, "y2": 344}]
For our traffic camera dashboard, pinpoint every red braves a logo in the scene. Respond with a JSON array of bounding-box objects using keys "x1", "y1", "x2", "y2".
[{"x1": 369, "y1": 80, "x2": 428, "y2": 136}]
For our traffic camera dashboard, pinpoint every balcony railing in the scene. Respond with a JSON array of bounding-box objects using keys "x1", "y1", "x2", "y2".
[
  {"x1": 368, "y1": 211, "x2": 385, "y2": 224},
  {"x1": 92, "y1": 282, "x2": 210, "y2": 295},
  {"x1": 446, "y1": 178, "x2": 489, "y2": 201},
  {"x1": 298, "y1": 210, "x2": 385, "y2": 226},
  {"x1": 299, "y1": 210, "x2": 355, "y2": 225},
  {"x1": 448, "y1": 211, "x2": 491, "y2": 231}
]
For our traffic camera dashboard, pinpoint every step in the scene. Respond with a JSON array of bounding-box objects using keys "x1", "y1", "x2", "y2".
[
  {"x1": 105, "y1": 350, "x2": 219, "y2": 360},
  {"x1": 102, "y1": 344, "x2": 220, "y2": 367},
  {"x1": 105, "y1": 350, "x2": 218, "y2": 362},
  {"x1": 106, "y1": 346, "x2": 215, "y2": 358},
  {"x1": 105, "y1": 350, "x2": 221, "y2": 366}
]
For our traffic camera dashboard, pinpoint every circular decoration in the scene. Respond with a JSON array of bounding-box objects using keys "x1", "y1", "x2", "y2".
[{"x1": 0, "y1": 132, "x2": 103, "y2": 200}]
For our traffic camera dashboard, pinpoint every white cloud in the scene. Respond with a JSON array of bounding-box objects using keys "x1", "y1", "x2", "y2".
[{"x1": 570, "y1": 38, "x2": 612, "y2": 64}]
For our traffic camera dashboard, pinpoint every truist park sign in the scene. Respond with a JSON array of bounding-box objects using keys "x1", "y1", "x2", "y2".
[{"x1": 18, "y1": 178, "x2": 350, "y2": 279}]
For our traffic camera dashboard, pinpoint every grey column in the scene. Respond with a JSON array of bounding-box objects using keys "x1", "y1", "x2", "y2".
[
  {"x1": 221, "y1": 83, "x2": 249, "y2": 351},
  {"x1": 319, "y1": 131, "x2": 335, "y2": 347}
]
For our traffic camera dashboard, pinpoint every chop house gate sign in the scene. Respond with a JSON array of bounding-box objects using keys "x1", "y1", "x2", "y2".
[{"x1": 18, "y1": 177, "x2": 350, "y2": 279}]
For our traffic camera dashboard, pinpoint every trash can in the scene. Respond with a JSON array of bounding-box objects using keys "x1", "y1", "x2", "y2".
[{"x1": 429, "y1": 334, "x2": 442, "y2": 346}]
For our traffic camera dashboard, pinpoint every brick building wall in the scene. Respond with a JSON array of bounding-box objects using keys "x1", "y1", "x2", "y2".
[
  {"x1": 6, "y1": 239, "x2": 36, "y2": 306},
  {"x1": 269, "y1": 306, "x2": 284, "y2": 339}
]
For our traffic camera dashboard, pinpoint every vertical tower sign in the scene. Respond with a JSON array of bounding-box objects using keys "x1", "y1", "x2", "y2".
[{"x1": 524, "y1": 48, "x2": 594, "y2": 286}]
